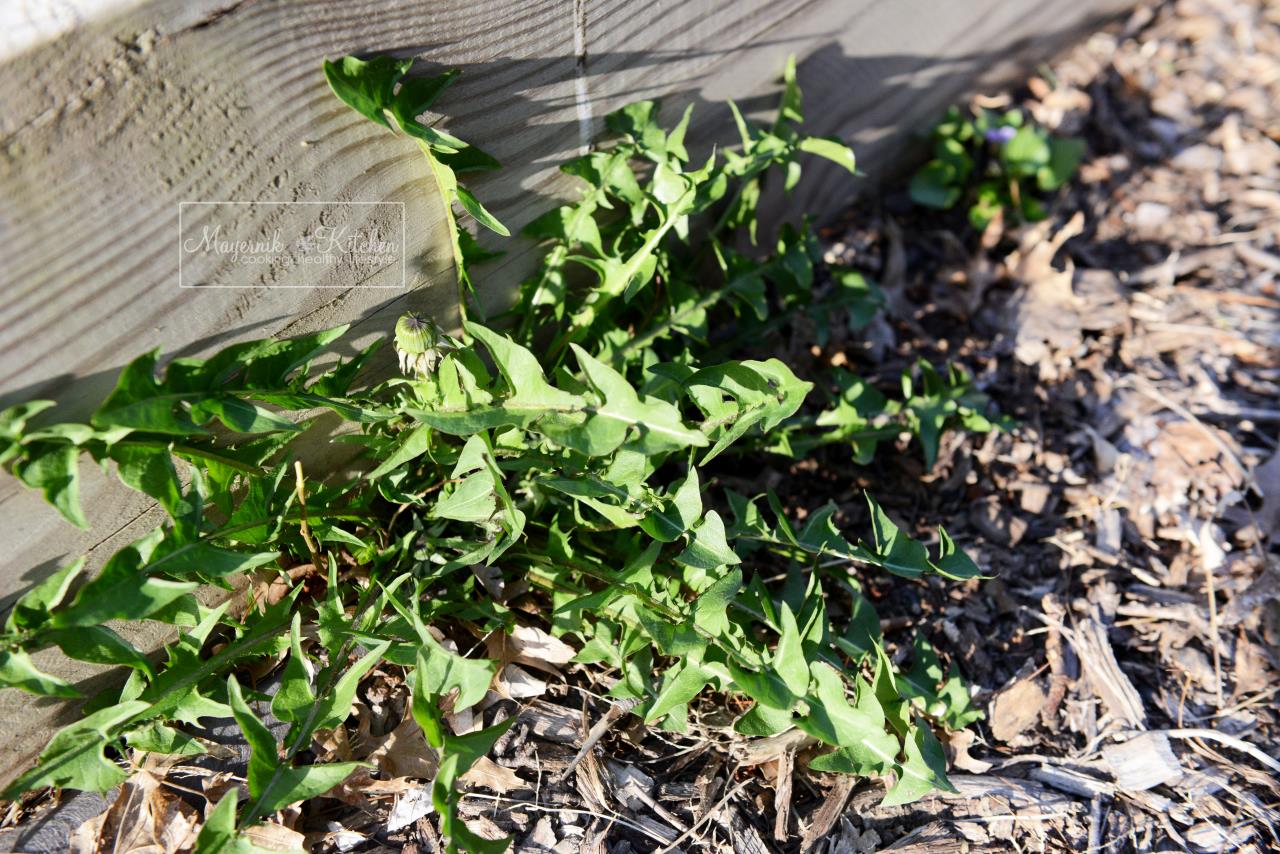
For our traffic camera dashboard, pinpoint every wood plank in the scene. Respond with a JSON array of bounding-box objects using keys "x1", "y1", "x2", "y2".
[{"x1": 0, "y1": 0, "x2": 1133, "y2": 787}]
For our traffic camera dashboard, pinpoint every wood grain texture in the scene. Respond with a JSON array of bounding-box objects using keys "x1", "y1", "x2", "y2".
[{"x1": 0, "y1": 0, "x2": 1133, "y2": 786}]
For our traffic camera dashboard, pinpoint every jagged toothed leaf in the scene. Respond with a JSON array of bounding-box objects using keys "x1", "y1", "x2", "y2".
[
  {"x1": 229, "y1": 676, "x2": 361, "y2": 816},
  {"x1": 676, "y1": 510, "x2": 740, "y2": 570},
  {"x1": 91, "y1": 328, "x2": 352, "y2": 437},
  {"x1": 465, "y1": 323, "x2": 579, "y2": 410},
  {"x1": 271, "y1": 615, "x2": 316, "y2": 724},
  {"x1": 314, "y1": 639, "x2": 392, "y2": 729},
  {"x1": 691, "y1": 568, "x2": 742, "y2": 636},
  {"x1": 5, "y1": 557, "x2": 85, "y2": 632},
  {"x1": 646, "y1": 661, "x2": 715, "y2": 723},
  {"x1": 413, "y1": 632, "x2": 496, "y2": 721},
  {"x1": 0, "y1": 400, "x2": 56, "y2": 466},
  {"x1": 365, "y1": 423, "x2": 432, "y2": 480},
  {"x1": 799, "y1": 663, "x2": 898, "y2": 772},
  {"x1": 772, "y1": 603, "x2": 810, "y2": 696},
  {"x1": 797, "y1": 136, "x2": 856, "y2": 172},
  {"x1": 3, "y1": 702, "x2": 148, "y2": 796},
  {"x1": 126, "y1": 721, "x2": 206, "y2": 757},
  {"x1": 572, "y1": 344, "x2": 707, "y2": 455},
  {"x1": 47, "y1": 536, "x2": 199, "y2": 629},
  {"x1": 0, "y1": 649, "x2": 80, "y2": 698},
  {"x1": 440, "y1": 718, "x2": 515, "y2": 785},
  {"x1": 639, "y1": 468, "x2": 704, "y2": 542},
  {"x1": 859, "y1": 494, "x2": 931, "y2": 580},
  {"x1": 48, "y1": 626, "x2": 154, "y2": 676},
  {"x1": 727, "y1": 659, "x2": 798, "y2": 713},
  {"x1": 734, "y1": 701, "x2": 794, "y2": 736},
  {"x1": 935, "y1": 526, "x2": 983, "y2": 580},
  {"x1": 146, "y1": 542, "x2": 280, "y2": 579},
  {"x1": 110, "y1": 443, "x2": 185, "y2": 517},
  {"x1": 881, "y1": 721, "x2": 956, "y2": 806},
  {"x1": 15, "y1": 443, "x2": 88, "y2": 528},
  {"x1": 323, "y1": 54, "x2": 411, "y2": 129},
  {"x1": 455, "y1": 185, "x2": 510, "y2": 236},
  {"x1": 141, "y1": 597, "x2": 295, "y2": 725}
]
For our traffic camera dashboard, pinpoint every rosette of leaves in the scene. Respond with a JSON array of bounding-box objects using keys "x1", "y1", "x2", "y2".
[
  {"x1": 0, "y1": 56, "x2": 994, "y2": 854},
  {"x1": 909, "y1": 105, "x2": 1084, "y2": 229}
]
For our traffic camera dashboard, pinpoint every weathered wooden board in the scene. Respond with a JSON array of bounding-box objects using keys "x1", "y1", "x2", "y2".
[{"x1": 0, "y1": 0, "x2": 1133, "y2": 784}]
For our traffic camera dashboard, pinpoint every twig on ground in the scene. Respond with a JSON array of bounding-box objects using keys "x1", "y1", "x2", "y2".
[
  {"x1": 654, "y1": 775, "x2": 751, "y2": 854},
  {"x1": 1133, "y1": 728, "x2": 1280, "y2": 775},
  {"x1": 1087, "y1": 795, "x2": 1105, "y2": 852},
  {"x1": 459, "y1": 793, "x2": 671, "y2": 846},
  {"x1": 773, "y1": 749, "x2": 794, "y2": 843},
  {"x1": 555, "y1": 697, "x2": 643, "y2": 784}
]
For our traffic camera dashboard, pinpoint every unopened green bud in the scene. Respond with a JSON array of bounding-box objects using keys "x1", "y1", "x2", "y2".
[
  {"x1": 396, "y1": 312, "x2": 438, "y2": 355},
  {"x1": 395, "y1": 312, "x2": 451, "y2": 377}
]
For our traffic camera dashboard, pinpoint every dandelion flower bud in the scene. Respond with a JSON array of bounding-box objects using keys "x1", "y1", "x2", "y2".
[{"x1": 395, "y1": 312, "x2": 451, "y2": 377}]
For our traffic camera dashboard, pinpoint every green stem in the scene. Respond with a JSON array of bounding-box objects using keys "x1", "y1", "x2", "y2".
[
  {"x1": 240, "y1": 570, "x2": 384, "y2": 826},
  {"x1": 616, "y1": 270, "x2": 760, "y2": 358},
  {"x1": 418, "y1": 140, "x2": 469, "y2": 327},
  {"x1": 546, "y1": 184, "x2": 695, "y2": 369}
]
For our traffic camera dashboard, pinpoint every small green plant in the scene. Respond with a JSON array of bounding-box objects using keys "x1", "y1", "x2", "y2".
[
  {"x1": 769, "y1": 359, "x2": 1008, "y2": 468},
  {"x1": 0, "y1": 57, "x2": 995, "y2": 853},
  {"x1": 909, "y1": 105, "x2": 1084, "y2": 229}
]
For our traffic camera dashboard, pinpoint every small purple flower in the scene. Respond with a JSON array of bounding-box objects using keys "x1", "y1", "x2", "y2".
[{"x1": 985, "y1": 125, "x2": 1017, "y2": 144}]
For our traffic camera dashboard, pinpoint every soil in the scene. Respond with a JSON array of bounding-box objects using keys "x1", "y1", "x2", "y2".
[{"x1": 4, "y1": 0, "x2": 1278, "y2": 852}]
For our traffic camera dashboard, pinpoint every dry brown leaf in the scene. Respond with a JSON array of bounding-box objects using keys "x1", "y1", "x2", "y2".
[
  {"x1": 361, "y1": 709, "x2": 524, "y2": 801},
  {"x1": 945, "y1": 728, "x2": 993, "y2": 773},
  {"x1": 505, "y1": 624, "x2": 575, "y2": 669},
  {"x1": 366, "y1": 717, "x2": 439, "y2": 780},
  {"x1": 329, "y1": 768, "x2": 421, "y2": 807},
  {"x1": 241, "y1": 821, "x2": 307, "y2": 852},
  {"x1": 460, "y1": 756, "x2": 529, "y2": 794},
  {"x1": 1232, "y1": 631, "x2": 1271, "y2": 696},
  {"x1": 70, "y1": 770, "x2": 198, "y2": 854},
  {"x1": 495, "y1": 663, "x2": 547, "y2": 700},
  {"x1": 1006, "y1": 212, "x2": 1087, "y2": 379},
  {"x1": 989, "y1": 678, "x2": 1047, "y2": 743}
]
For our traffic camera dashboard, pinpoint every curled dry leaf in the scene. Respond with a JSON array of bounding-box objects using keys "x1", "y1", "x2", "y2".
[
  {"x1": 503, "y1": 624, "x2": 576, "y2": 673},
  {"x1": 363, "y1": 709, "x2": 526, "y2": 799},
  {"x1": 1006, "y1": 212, "x2": 1086, "y2": 380},
  {"x1": 462, "y1": 756, "x2": 529, "y2": 795},
  {"x1": 386, "y1": 787, "x2": 434, "y2": 833},
  {"x1": 945, "y1": 728, "x2": 993, "y2": 773},
  {"x1": 368, "y1": 717, "x2": 440, "y2": 780},
  {"x1": 496, "y1": 662, "x2": 547, "y2": 699},
  {"x1": 241, "y1": 821, "x2": 307, "y2": 852},
  {"x1": 989, "y1": 677, "x2": 1047, "y2": 744}
]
